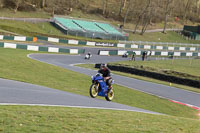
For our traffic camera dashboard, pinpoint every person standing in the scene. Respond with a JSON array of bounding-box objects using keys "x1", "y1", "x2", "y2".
[
  {"x1": 148, "y1": 51, "x2": 152, "y2": 61},
  {"x1": 145, "y1": 51, "x2": 147, "y2": 60},
  {"x1": 142, "y1": 51, "x2": 145, "y2": 61},
  {"x1": 131, "y1": 51, "x2": 136, "y2": 61}
]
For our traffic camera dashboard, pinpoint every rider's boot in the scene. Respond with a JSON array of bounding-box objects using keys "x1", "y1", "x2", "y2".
[{"x1": 107, "y1": 86, "x2": 113, "y2": 93}]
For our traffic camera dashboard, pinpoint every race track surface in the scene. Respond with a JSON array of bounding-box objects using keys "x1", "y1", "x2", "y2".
[
  {"x1": 29, "y1": 54, "x2": 200, "y2": 108},
  {"x1": 0, "y1": 49, "x2": 199, "y2": 114},
  {"x1": 0, "y1": 78, "x2": 159, "y2": 114}
]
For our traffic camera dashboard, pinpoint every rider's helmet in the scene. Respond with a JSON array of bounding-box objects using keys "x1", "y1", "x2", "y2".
[{"x1": 100, "y1": 63, "x2": 107, "y2": 69}]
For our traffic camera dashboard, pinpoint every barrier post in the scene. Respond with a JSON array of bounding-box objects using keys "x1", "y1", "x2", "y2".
[{"x1": 33, "y1": 37, "x2": 37, "y2": 42}]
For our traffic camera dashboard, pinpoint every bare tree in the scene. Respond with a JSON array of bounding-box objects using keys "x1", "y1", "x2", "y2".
[
  {"x1": 75, "y1": 0, "x2": 79, "y2": 4},
  {"x1": 195, "y1": 0, "x2": 200, "y2": 20},
  {"x1": 14, "y1": 0, "x2": 22, "y2": 13},
  {"x1": 163, "y1": 0, "x2": 173, "y2": 33},
  {"x1": 123, "y1": 0, "x2": 132, "y2": 26},
  {"x1": 140, "y1": 0, "x2": 153, "y2": 35},
  {"x1": 102, "y1": 0, "x2": 108, "y2": 15},
  {"x1": 119, "y1": 0, "x2": 125, "y2": 16},
  {"x1": 1, "y1": 0, "x2": 200, "y2": 25},
  {"x1": 123, "y1": 0, "x2": 127, "y2": 8},
  {"x1": 84, "y1": 0, "x2": 91, "y2": 12},
  {"x1": 198, "y1": 1, "x2": 200, "y2": 20},
  {"x1": 41, "y1": 0, "x2": 46, "y2": 8},
  {"x1": 133, "y1": 0, "x2": 151, "y2": 33},
  {"x1": 183, "y1": 0, "x2": 192, "y2": 23},
  {"x1": 0, "y1": 0, "x2": 3, "y2": 8}
]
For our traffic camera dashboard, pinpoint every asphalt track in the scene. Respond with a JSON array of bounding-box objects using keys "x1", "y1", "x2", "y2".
[
  {"x1": 29, "y1": 54, "x2": 200, "y2": 108},
  {"x1": 0, "y1": 44, "x2": 200, "y2": 114},
  {"x1": 0, "y1": 78, "x2": 160, "y2": 114},
  {"x1": 0, "y1": 48, "x2": 161, "y2": 114}
]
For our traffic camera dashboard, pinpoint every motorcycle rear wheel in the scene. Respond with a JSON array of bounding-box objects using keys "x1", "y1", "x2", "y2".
[
  {"x1": 89, "y1": 84, "x2": 98, "y2": 98},
  {"x1": 105, "y1": 89, "x2": 114, "y2": 101}
]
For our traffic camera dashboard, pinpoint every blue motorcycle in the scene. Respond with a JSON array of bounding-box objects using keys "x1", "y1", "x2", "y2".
[{"x1": 90, "y1": 73, "x2": 114, "y2": 101}]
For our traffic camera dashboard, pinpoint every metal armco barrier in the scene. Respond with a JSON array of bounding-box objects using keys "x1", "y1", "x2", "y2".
[
  {"x1": 98, "y1": 50, "x2": 200, "y2": 57},
  {"x1": 1, "y1": 35, "x2": 200, "y2": 52},
  {"x1": 0, "y1": 42, "x2": 85, "y2": 54}
]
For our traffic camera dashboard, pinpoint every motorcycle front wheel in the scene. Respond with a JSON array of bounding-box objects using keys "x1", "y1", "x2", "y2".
[
  {"x1": 105, "y1": 89, "x2": 114, "y2": 101},
  {"x1": 89, "y1": 84, "x2": 98, "y2": 98}
]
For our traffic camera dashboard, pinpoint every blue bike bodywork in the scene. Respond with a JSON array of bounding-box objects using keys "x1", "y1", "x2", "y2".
[
  {"x1": 91, "y1": 74, "x2": 108, "y2": 97},
  {"x1": 90, "y1": 73, "x2": 114, "y2": 101}
]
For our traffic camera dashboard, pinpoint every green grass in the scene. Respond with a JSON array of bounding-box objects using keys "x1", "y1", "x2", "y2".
[
  {"x1": 0, "y1": 20, "x2": 119, "y2": 43},
  {"x1": 0, "y1": 105, "x2": 200, "y2": 133},
  {"x1": 0, "y1": 48, "x2": 199, "y2": 119},
  {"x1": 129, "y1": 31, "x2": 200, "y2": 44},
  {"x1": 110, "y1": 59, "x2": 200, "y2": 80},
  {"x1": 0, "y1": 9, "x2": 51, "y2": 18},
  {"x1": 1, "y1": 16, "x2": 200, "y2": 45},
  {"x1": 66, "y1": 9, "x2": 107, "y2": 22},
  {"x1": 76, "y1": 63, "x2": 200, "y2": 93},
  {"x1": 0, "y1": 20, "x2": 65, "y2": 37},
  {"x1": 1, "y1": 9, "x2": 200, "y2": 44},
  {"x1": 0, "y1": 29, "x2": 20, "y2": 36}
]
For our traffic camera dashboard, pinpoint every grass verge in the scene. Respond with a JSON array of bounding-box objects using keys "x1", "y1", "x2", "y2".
[
  {"x1": 76, "y1": 63, "x2": 200, "y2": 94},
  {"x1": 1, "y1": 19, "x2": 200, "y2": 44},
  {"x1": 0, "y1": 20, "x2": 65, "y2": 37},
  {"x1": 0, "y1": 48, "x2": 198, "y2": 119},
  {"x1": 0, "y1": 20, "x2": 119, "y2": 43},
  {"x1": 1, "y1": 9, "x2": 200, "y2": 44},
  {"x1": 110, "y1": 59, "x2": 200, "y2": 81},
  {"x1": 0, "y1": 9, "x2": 50, "y2": 18},
  {"x1": 129, "y1": 31, "x2": 200, "y2": 44},
  {"x1": 0, "y1": 105, "x2": 200, "y2": 133}
]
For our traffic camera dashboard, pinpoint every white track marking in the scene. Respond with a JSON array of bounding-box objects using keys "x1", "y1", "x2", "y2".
[
  {"x1": 0, "y1": 103, "x2": 162, "y2": 115},
  {"x1": 26, "y1": 54, "x2": 200, "y2": 113}
]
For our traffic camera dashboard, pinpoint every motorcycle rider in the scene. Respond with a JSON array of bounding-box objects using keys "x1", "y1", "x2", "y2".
[
  {"x1": 98, "y1": 63, "x2": 113, "y2": 92},
  {"x1": 85, "y1": 52, "x2": 92, "y2": 59}
]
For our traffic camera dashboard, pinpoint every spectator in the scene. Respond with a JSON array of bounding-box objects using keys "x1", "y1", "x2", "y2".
[
  {"x1": 145, "y1": 51, "x2": 147, "y2": 60},
  {"x1": 142, "y1": 51, "x2": 145, "y2": 61},
  {"x1": 131, "y1": 51, "x2": 136, "y2": 61},
  {"x1": 142, "y1": 51, "x2": 147, "y2": 61},
  {"x1": 119, "y1": 24, "x2": 124, "y2": 29},
  {"x1": 169, "y1": 53, "x2": 174, "y2": 59},
  {"x1": 148, "y1": 51, "x2": 152, "y2": 60}
]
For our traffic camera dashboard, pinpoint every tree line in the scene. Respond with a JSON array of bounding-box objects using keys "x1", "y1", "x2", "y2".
[{"x1": 0, "y1": 0, "x2": 200, "y2": 34}]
